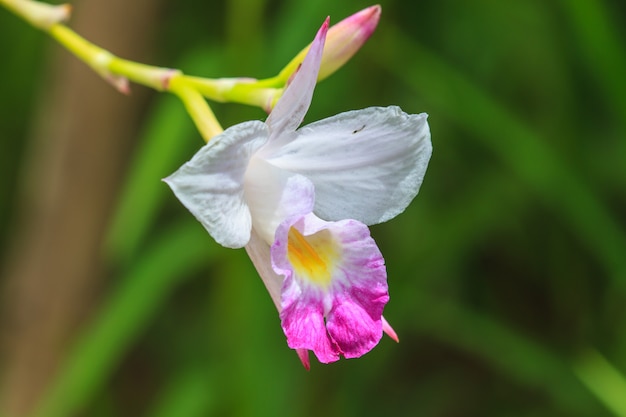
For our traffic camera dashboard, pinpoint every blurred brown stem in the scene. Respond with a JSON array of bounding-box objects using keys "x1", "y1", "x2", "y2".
[{"x1": 0, "y1": 0, "x2": 161, "y2": 415}]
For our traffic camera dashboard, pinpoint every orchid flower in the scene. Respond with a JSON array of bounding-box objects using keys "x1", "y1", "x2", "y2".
[{"x1": 164, "y1": 18, "x2": 432, "y2": 369}]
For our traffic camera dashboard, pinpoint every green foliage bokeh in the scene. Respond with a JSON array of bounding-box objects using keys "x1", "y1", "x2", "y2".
[{"x1": 1, "y1": 0, "x2": 625, "y2": 416}]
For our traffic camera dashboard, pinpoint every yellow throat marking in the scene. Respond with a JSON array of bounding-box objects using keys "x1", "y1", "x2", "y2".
[{"x1": 287, "y1": 227, "x2": 340, "y2": 287}]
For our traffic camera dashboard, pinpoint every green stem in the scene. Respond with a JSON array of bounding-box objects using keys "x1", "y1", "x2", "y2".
[
  {"x1": 0, "y1": 0, "x2": 69, "y2": 30},
  {"x1": 183, "y1": 75, "x2": 282, "y2": 111},
  {"x1": 49, "y1": 24, "x2": 175, "y2": 92},
  {"x1": 49, "y1": 23, "x2": 223, "y2": 139},
  {"x1": 168, "y1": 76, "x2": 223, "y2": 142},
  {"x1": 0, "y1": 0, "x2": 246, "y2": 140},
  {"x1": 51, "y1": 21, "x2": 225, "y2": 140},
  {"x1": 1, "y1": 0, "x2": 315, "y2": 125}
]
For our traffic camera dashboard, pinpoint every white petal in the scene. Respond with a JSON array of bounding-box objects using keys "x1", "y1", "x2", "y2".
[
  {"x1": 164, "y1": 121, "x2": 268, "y2": 248},
  {"x1": 266, "y1": 106, "x2": 432, "y2": 225},
  {"x1": 245, "y1": 229, "x2": 284, "y2": 311},
  {"x1": 244, "y1": 156, "x2": 315, "y2": 245},
  {"x1": 265, "y1": 19, "x2": 328, "y2": 139}
]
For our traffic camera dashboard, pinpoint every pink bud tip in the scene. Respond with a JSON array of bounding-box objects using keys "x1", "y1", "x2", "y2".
[
  {"x1": 382, "y1": 316, "x2": 399, "y2": 343},
  {"x1": 315, "y1": 5, "x2": 381, "y2": 80},
  {"x1": 344, "y1": 5, "x2": 381, "y2": 40},
  {"x1": 296, "y1": 348, "x2": 311, "y2": 371},
  {"x1": 107, "y1": 74, "x2": 130, "y2": 95}
]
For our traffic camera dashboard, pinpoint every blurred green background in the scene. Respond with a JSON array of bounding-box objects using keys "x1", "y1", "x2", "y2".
[{"x1": 1, "y1": 0, "x2": 625, "y2": 416}]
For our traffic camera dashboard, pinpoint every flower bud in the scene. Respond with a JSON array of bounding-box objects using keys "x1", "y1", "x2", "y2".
[{"x1": 278, "y1": 5, "x2": 381, "y2": 83}]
